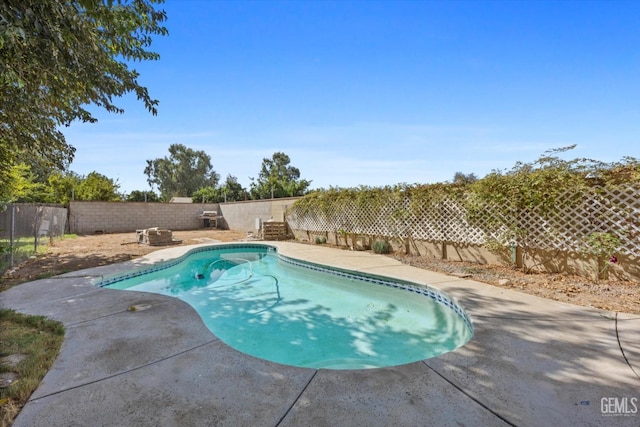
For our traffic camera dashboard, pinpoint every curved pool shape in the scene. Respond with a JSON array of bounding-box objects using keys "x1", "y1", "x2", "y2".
[{"x1": 99, "y1": 244, "x2": 473, "y2": 370}]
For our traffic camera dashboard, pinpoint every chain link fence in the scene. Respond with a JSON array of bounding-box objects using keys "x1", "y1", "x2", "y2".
[{"x1": 0, "y1": 203, "x2": 68, "y2": 272}]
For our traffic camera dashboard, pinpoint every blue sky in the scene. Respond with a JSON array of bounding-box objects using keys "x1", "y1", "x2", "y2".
[{"x1": 64, "y1": 0, "x2": 640, "y2": 194}]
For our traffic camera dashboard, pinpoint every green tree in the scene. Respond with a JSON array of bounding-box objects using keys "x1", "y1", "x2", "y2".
[
  {"x1": 452, "y1": 171, "x2": 478, "y2": 184},
  {"x1": 219, "y1": 174, "x2": 246, "y2": 202},
  {"x1": 75, "y1": 171, "x2": 121, "y2": 201},
  {"x1": 192, "y1": 175, "x2": 247, "y2": 203},
  {"x1": 0, "y1": 152, "x2": 75, "y2": 203},
  {"x1": 0, "y1": 163, "x2": 43, "y2": 202},
  {"x1": 250, "y1": 152, "x2": 311, "y2": 199},
  {"x1": 192, "y1": 186, "x2": 218, "y2": 203},
  {"x1": 0, "y1": 0, "x2": 168, "y2": 183},
  {"x1": 126, "y1": 190, "x2": 160, "y2": 202},
  {"x1": 45, "y1": 171, "x2": 82, "y2": 204},
  {"x1": 144, "y1": 143, "x2": 220, "y2": 200}
]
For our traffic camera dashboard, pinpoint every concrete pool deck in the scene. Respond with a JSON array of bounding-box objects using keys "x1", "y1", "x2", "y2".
[{"x1": 1, "y1": 241, "x2": 638, "y2": 426}]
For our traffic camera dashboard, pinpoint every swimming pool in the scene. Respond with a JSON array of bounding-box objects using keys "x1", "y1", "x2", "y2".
[{"x1": 99, "y1": 244, "x2": 473, "y2": 370}]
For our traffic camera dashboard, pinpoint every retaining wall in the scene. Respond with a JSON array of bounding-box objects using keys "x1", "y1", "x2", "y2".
[{"x1": 291, "y1": 229, "x2": 638, "y2": 281}]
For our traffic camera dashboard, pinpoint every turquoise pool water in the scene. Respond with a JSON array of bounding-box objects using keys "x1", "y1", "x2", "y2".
[{"x1": 102, "y1": 244, "x2": 473, "y2": 370}]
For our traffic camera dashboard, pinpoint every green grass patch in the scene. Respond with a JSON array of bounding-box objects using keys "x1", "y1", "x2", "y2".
[
  {"x1": 0, "y1": 238, "x2": 41, "y2": 272},
  {"x1": 0, "y1": 309, "x2": 64, "y2": 427},
  {"x1": 0, "y1": 234, "x2": 70, "y2": 275},
  {"x1": 0, "y1": 238, "x2": 36, "y2": 255}
]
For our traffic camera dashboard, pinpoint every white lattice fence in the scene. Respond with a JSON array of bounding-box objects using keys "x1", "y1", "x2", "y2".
[
  {"x1": 521, "y1": 185, "x2": 640, "y2": 255},
  {"x1": 286, "y1": 185, "x2": 640, "y2": 256}
]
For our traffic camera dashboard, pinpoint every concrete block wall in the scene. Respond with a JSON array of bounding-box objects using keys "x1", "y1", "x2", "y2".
[
  {"x1": 219, "y1": 197, "x2": 300, "y2": 232},
  {"x1": 69, "y1": 201, "x2": 220, "y2": 234},
  {"x1": 68, "y1": 199, "x2": 301, "y2": 235}
]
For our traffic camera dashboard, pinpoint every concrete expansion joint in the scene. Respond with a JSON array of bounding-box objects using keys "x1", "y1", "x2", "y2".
[
  {"x1": 614, "y1": 312, "x2": 640, "y2": 382},
  {"x1": 64, "y1": 299, "x2": 175, "y2": 328},
  {"x1": 421, "y1": 361, "x2": 517, "y2": 427},
  {"x1": 26, "y1": 338, "x2": 220, "y2": 403},
  {"x1": 275, "y1": 370, "x2": 318, "y2": 426}
]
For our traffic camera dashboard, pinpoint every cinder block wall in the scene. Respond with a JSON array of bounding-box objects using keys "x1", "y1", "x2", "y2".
[
  {"x1": 69, "y1": 201, "x2": 220, "y2": 234},
  {"x1": 68, "y1": 199, "x2": 301, "y2": 235},
  {"x1": 219, "y1": 197, "x2": 300, "y2": 232}
]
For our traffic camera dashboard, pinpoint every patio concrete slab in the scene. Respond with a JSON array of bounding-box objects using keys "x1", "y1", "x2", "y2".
[
  {"x1": 0, "y1": 276, "x2": 178, "y2": 325},
  {"x1": 14, "y1": 341, "x2": 315, "y2": 427},
  {"x1": 29, "y1": 296, "x2": 217, "y2": 399},
  {"x1": 616, "y1": 313, "x2": 640, "y2": 380},
  {"x1": 2, "y1": 241, "x2": 638, "y2": 426},
  {"x1": 275, "y1": 242, "x2": 640, "y2": 426},
  {"x1": 279, "y1": 362, "x2": 510, "y2": 426},
  {"x1": 425, "y1": 313, "x2": 637, "y2": 426},
  {"x1": 0, "y1": 276, "x2": 101, "y2": 318}
]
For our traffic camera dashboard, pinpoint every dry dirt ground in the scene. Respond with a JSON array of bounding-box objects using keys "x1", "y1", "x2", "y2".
[{"x1": 2, "y1": 230, "x2": 639, "y2": 314}]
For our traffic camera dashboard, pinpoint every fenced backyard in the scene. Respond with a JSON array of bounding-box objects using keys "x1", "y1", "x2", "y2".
[
  {"x1": 286, "y1": 184, "x2": 640, "y2": 281},
  {"x1": 0, "y1": 204, "x2": 68, "y2": 271},
  {"x1": 2, "y1": 187, "x2": 638, "y2": 282}
]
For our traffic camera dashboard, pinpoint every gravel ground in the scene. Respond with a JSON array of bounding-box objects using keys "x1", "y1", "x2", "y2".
[{"x1": 390, "y1": 254, "x2": 640, "y2": 314}]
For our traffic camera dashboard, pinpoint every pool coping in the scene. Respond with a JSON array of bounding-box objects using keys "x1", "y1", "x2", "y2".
[{"x1": 1, "y1": 241, "x2": 639, "y2": 426}]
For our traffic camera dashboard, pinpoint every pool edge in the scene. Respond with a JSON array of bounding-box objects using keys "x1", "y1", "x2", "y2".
[{"x1": 95, "y1": 241, "x2": 474, "y2": 336}]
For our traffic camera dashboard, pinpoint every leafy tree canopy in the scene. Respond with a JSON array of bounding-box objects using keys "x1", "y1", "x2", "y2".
[
  {"x1": 191, "y1": 186, "x2": 218, "y2": 203},
  {"x1": 452, "y1": 171, "x2": 478, "y2": 185},
  {"x1": 219, "y1": 174, "x2": 247, "y2": 202},
  {"x1": 13, "y1": 170, "x2": 121, "y2": 203},
  {"x1": 145, "y1": 143, "x2": 220, "y2": 200},
  {"x1": 0, "y1": 0, "x2": 168, "y2": 182},
  {"x1": 45, "y1": 171, "x2": 82, "y2": 204},
  {"x1": 0, "y1": 163, "x2": 42, "y2": 202},
  {"x1": 127, "y1": 189, "x2": 159, "y2": 202},
  {"x1": 191, "y1": 175, "x2": 248, "y2": 203},
  {"x1": 250, "y1": 152, "x2": 311, "y2": 199},
  {"x1": 75, "y1": 171, "x2": 121, "y2": 201}
]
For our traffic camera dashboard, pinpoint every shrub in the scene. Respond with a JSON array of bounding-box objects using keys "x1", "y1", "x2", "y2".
[
  {"x1": 315, "y1": 236, "x2": 327, "y2": 244},
  {"x1": 372, "y1": 240, "x2": 391, "y2": 254}
]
